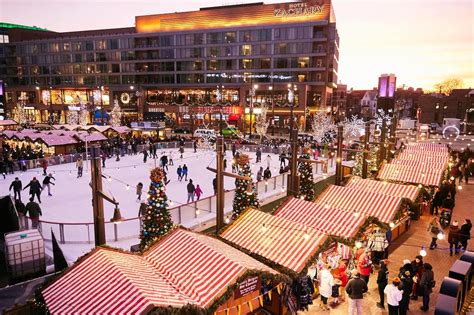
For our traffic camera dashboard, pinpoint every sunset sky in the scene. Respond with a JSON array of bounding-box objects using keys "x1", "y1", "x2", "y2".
[{"x1": 0, "y1": 0, "x2": 472, "y2": 90}]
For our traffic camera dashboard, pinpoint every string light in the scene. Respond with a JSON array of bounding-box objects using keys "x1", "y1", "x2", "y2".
[
  {"x1": 225, "y1": 217, "x2": 230, "y2": 224},
  {"x1": 389, "y1": 222, "x2": 395, "y2": 228},
  {"x1": 355, "y1": 240, "x2": 362, "y2": 248},
  {"x1": 437, "y1": 232, "x2": 444, "y2": 240},
  {"x1": 195, "y1": 209, "x2": 200, "y2": 216},
  {"x1": 303, "y1": 231, "x2": 310, "y2": 241},
  {"x1": 261, "y1": 223, "x2": 268, "y2": 233},
  {"x1": 419, "y1": 246, "x2": 427, "y2": 257}
]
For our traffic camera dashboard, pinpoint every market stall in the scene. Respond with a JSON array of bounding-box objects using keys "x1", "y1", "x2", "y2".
[
  {"x1": 345, "y1": 177, "x2": 419, "y2": 201},
  {"x1": 274, "y1": 197, "x2": 366, "y2": 239},
  {"x1": 41, "y1": 228, "x2": 287, "y2": 315},
  {"x1": 377, "y1": 163, "x2": 445, "y2": 187},
  {"x1": 315, "y1": 185, "x2": 403, "y2": 224}
]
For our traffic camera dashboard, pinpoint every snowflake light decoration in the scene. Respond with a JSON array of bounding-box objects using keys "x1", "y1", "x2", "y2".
[
  {"x1": 196, "y1": 123, "x2": 216, "y2": 151},
  {"x1": 311, "y1": 112, "x2": 336, "y2": 143},
  {"x1": 375, "y1": 109, "x2": 392, "y2": 130},
  {"x1": 343, "y1": 115, "x2": 365, "y2": 137}
]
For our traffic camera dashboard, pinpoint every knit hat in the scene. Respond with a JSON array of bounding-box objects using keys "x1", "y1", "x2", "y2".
[
  {"x1": 403, "y1": 259, "x2": 411, "y2": 265},
  {"x1": 453, "y1": 220, "x2": 459, "y2": 227}
]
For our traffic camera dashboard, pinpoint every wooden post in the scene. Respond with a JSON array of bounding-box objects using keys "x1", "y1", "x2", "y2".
[
  {"x1": 288, "y1": 128, "x2": 299, "y2": 196},
  {"x1": 378, "y1": 119, "x2": 387, "y2": 166},
  {"x1": 216, "y1": 136, "x2": 225, "y2": 234},
  {"x1": 90, "y1": 145, "x2": 106, "y2": 246},
  {"x1": 335, "y1": 125, "x2": 344, "y2": 186},
  {"x1": 362, "y1": 122, "x2": 370, "y2": 179}
]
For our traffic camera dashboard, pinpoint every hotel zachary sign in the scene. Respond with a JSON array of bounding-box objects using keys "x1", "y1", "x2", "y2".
[{"x1": 274, "y1": 2, "x2": 324, "y2": 17}]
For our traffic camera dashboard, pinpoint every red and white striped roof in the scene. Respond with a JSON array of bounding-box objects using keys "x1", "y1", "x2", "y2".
[
  {"x1": 378, "y1": 163, "x2": 444, "y2": 187},
  {"x1": 43, "y1": 229, "x2": 276, "y2": 314},
  {"x1": 221, "y1": 208, "x2": 326, "y2": 273},
  {"x1": 405, "y1": 142, "x2": 449, "y2": 153},
  {"x1": 275, "y1": 197, "x2": 366, "y2": 239},
  {"x1": 391, "y1": 158, "x2": 447, "y2": 170},
  {"x1": 316, "y1": 185, "x2": 402, "y2": 223},
  {"x1": 346, "y1": 177, "x2": 419, "y2": 201},
  {"x1": 398, "y1": 151, "x2": 449, "y2": 162}
]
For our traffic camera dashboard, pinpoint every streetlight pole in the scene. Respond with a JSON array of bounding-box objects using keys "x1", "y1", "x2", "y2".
[
  {"x1": 288, "y1": 83, "x2": 297, "y2": 135},
  {"x1": 269, "y1": 84, "x2": 275, "y2": 136},
  {"x1": 248, "y1": 78, "x2": 257, "y2": 139},
  {"x1": 48, "y1": 84, "x2": 53, "y2": 125}
]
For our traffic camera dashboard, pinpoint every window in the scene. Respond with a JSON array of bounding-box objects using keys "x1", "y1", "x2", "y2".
[
  {"x1": 224, "y1": 32, "x2": 236, "y2": 43},
  {"x1": 96, "y1": 40, "x2": 107, "y2": 50},
  {"x1": 298, "y1": 57, "x2": 309, "y2": 68},
  {"x1": 241, "y1": 45, "x2": 252, "y2": 56},
  {"x1": 62, "y1": 42, "x2": 70, "y2": 51},
  {"x1": 0, "y1": 35, "x2": 9, "y2": 43},
  {"x1": 85, "y1": 41, "x2": 93, "y2": 50},
  {"x1": 111, "y1": 64, "x2": 120, "y2": 73},
  {"x1": 109, "y1": 39, "x2": 119, "y2": 49},
  {"x1": 74, "y1": 54, "x2": 83, "y2": 63}
]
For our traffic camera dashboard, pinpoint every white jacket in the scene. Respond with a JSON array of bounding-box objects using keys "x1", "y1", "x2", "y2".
[
  {"x1": 318, "y1": 269, "x2": 334, "y2": 298},
  {"x1": 384, "y1": 284, "x2": 403, "y2": 306}
]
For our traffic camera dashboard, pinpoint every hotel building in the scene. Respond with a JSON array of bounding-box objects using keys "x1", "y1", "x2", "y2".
[{"x1": 0, "y1": 0, "x2": 339, "y2": 131}]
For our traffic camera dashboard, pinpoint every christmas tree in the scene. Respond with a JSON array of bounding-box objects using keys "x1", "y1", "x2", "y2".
[
  {"x1": 139, "y1": 168, "x2": 173, "y2": 250},
  {"x1": 232, "y1": 154, "x2": 259, "y2": 218},
  {"x1": 110, "y1": 99, "x2": 122, "y2": 127},
  {"x1": 298, "y1": 148, "x2": 315, "y2": 201},
  {"x1": 353, "y1": 145, "x2": 379, "y2": 178}
]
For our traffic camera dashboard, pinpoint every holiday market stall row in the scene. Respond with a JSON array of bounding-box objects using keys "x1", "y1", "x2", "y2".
[{"x1": 40, "y1": 228, "x2": 289, "y2": 315}]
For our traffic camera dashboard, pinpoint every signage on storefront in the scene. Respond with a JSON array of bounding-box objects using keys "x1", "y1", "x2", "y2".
[
  {"x1": 234, "y1": 276, "x2": 261, "y2": 299},
  {"x1": 274, "y1": 2, "x2": 324, "y2": 17}
]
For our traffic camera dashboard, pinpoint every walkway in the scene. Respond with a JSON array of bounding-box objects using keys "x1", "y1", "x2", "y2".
[{"x1": 303, "y1": 180, "x2": 473, "y2": 314}]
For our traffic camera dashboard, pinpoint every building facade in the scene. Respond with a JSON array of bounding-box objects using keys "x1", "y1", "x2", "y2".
[{"x1": 0, "y1": 0, "x2": 339, "y2": 131}]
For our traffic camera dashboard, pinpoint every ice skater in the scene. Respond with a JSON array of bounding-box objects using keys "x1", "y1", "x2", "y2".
[
  {"x1": 42, "y1": 173, "x2": 55, "y2": 196},
  {"x1": 136, "y1": 182, "x2": 143, "y2": 201},
  {"x1": 9, "y1": 177, "x2": 23, "y2": 201},
  {"x1": 24, "y1": 177, "x2": 42, "y2": 203},
  {"x1": 169, "y1": 151, "x2": 174, "y2": 166},
  {"x1": 182, "y1": 164, "x2": 189, "y2": 181},
  {"x1": 187, "y1": 179, "x2": 195, "y2": 203},
  {"x1": 177, "y1": 165, "x2": 183, "y2": 181},
  {"x1": 195, "y1": 184, "x2": 203, "y2": 200},
  {"x1": 143, "y1": 149, "x2": 149, "y2": 163},
  {"x1": 76, "y1": 157, "x2": 83, "y2": 178}
]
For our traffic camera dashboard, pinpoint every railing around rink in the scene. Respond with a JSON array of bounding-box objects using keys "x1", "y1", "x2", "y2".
[{"x1": 22, "y1": 172, "x2": 311, "y2": 244}]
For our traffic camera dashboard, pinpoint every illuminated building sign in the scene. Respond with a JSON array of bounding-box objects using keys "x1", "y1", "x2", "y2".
[
  {"x1": 274, "y1": 2, "x2": 324, "y2": 17},
  {"x1": 136, "y1": 0, "x2": 330, "y2": 33},
  {"x1": 0, "y1": 81, "x2": 4, "y2": 120}
]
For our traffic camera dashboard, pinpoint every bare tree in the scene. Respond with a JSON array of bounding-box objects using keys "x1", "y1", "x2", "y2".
[{"x1": 434, "y1": 78, "x2": 463, "y2": 95}]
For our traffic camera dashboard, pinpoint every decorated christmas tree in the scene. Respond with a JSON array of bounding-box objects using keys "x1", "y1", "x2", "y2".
[
  {"x1": 110, "y1": 99, "x2": 122, "y2": 127},
  {"x1": 232, "y1": 154, "x2": 259, "y2": 218},
  {"x1": 139, "y1": 168, "x2": 173, "y2": 250},
  {"x1": 298, "y1": 148, "x2": 315, "y2": 201}
]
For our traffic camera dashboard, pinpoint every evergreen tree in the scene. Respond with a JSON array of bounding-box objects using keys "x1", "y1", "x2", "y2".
[
  {"x1": 139, "y1": 167, "x2": 173, "y2": 250},
  {"x1": 298, "y1": 148, "x2": 315, "y2": 201},
  {"x1": 232, "y1": 154, "x2": 259, "y2": 218}
]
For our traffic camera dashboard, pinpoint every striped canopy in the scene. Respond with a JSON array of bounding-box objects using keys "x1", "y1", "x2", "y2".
[
  {"x1": 346, "y1": 177, "x2": 419, "y2": 201},
  {"x1": 378, "y1": 163, "x2": 444, "y2": 187},
  {"x1": 42, "y1": 229, "x2": 276, "y2": 314},
  {"x1": 391, "y1": 158, "x2": 447, "y2": 170},
  {"x1": 398, "y1": 151, "x2": 450, "y2": 161},
  {"x1": 316, "y1": 185, "x2": 402, "y2": 223},
  {"x1": 221, "y1": 208, "x2": 326, "y2": 273},
  {"x1": 275, "y1": 197, "x2": 366, "y2": 239},
  {"x1": 405, "y1": 142, "x2": 449, "y2": 153}
]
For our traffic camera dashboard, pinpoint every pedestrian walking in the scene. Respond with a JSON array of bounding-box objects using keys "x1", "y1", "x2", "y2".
[
  {"x1": 195, "y1": 184, "x2": 203, "y2": 200},
  {"x1": 182, "y1": 164, "x2": 188, "y2": 181},
  {"x1": 428, "y1": 217, "x2": 442, "y2": 249},
  {"x1": 42, "y1": 173, "x2": 55, "y2": 196},
  {"x1": 357, "y1": 250, "x2": 372, "y2": 285},
  {"x1": 15, "y1": 199, "x2": 26, "y2": 230},
  {"x1": 411, "y1": 255, "x2": 424, "y2": 300},
  {"x1": 376, "y1": 260, "x2": 389, "y2": 309},
  {"x1": 263, "y1": 167, "x2": 272, "y2": 180},
  {"x1": 179, "y1": 146, "x2": 184, "y2": 159},
  {"x1": 187, "y1": 179, "x2": 195, "y2": 203},
  {"x1": 136, "y1": 182, "x2": 143, "y2": 201},
  {"x1": 143, "y1": 149, "x2": 148, "y2": 163},
  {"x1": 257, "y1": 167, "x2": 263, "y2": 182},
  {"x1": 317, "y1": 265, "x2": 334, "y2": 310},
  {"x1": 265, "y1": 154, "x2": 272, "y2": 168},
  {"x1": 9, "y1": 177, "x2": 22, "y2": 201},
  {"x1": 460, "y1": 219, "x2": 472, "y2": 251},
  {"x1": 256, "y1": 147, "x2": 261, "y2": 163},
  {"x1": 76, "y1": 157, "x2": 84, "y2": 178},
  {"x1": 419, "y1": 263, "x2": 435, "y2": 312},
  {"x1": 177, "y1": 165, "x2": 183, "y2": 181},
  {"x1": 448, "y1": 220, "x2": 461, "y2": 256},
  {"x1": 368, "y1": 227, "x2": 388, "y2": 265},
  {"x1": 384, "y1": 277, "x2": 403, "y2": 315},
  {"x1": 168, "y1": 151, "x2": 174, "y2": 166},
  {"x1": 23, "y1": 177, "x2": 42, "y2": 203},
  {"x1": 25, "y1": 199, "x2": 42, "y2": 228},
  {"x1": 345, "y1": 269, "x2": 368, "y2": 315}
]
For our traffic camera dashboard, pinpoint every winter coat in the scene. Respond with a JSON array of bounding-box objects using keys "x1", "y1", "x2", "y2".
[
  {"x1": 256, "y1": 169, "x2": 263, "y2": 181},
  {"x1": 419, "y1": 269, "x2": 435, "y2": 294},
  {"x1": 460, "y1": 222, "x2": 472, "y2": 241},
  {"x1": 182, "y1": 166, "x2": 188, "y2": 175},
  {"x1": 263, "y1": 169, "x2": 272, "y2": 179},
  {"x1": 384, "y1": 283, "x2": 403, "y2": 307},
  {"x1": 400, "y1": 275, "x2": 413, "y2": 298},
  {"x1": 9, "y1": 180, "x2": 22, "y2": 191},
  {"x1": 43, "y1": 176, "x2": 55, "y2": 185},
  {"x1": 318, "y1": 269, "x2": 334, "y2": 298},
  {"x1": 195, "y1": 186, "x2": 203, "y2": 197},
  {"x1": 448, "y1": 225, "x2": 461, "y2": 243},
  {"x1": 377, "y1": 262, "x2": 389, "y2": 288},
  {"x1": 357, "y1": 252, "x2": 372, "y2": 276},
  {"x1": 24, "y1": 180, "x2": 42, "y2": 194},
  {"x1": 25, "y1": 201, "x2": 42, "y2": 218},
  {"x1": 177, "y1": 167, "x2": 182, "y2": 176},
  {"x1": 345, "y1": 276, "x2": 368, "y2": 299},
  {"x1": 399, "y1": 263, "x2": 414, "y2": 278},
  {"x1": 76, "y1": 159, "x2": 83, "y2": 168},
  {"x1": 187, "y1": 182, "x2": 195, "y2": 193},
  {"x1": 428, "y1": 221, "x2": 442, "y2": 238}
]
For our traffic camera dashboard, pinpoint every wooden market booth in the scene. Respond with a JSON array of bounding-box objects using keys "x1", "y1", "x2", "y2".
[{"x1": 41, "y1": 228, "x2": 288, "y2": 315}]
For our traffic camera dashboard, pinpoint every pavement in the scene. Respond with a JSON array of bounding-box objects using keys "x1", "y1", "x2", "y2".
[{"x1": 302, "y1": 179, "x2": 473, "y2": 314}]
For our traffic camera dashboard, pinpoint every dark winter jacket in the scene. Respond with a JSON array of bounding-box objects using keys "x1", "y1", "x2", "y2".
[
  {"x1": 263, "y1": 169, "x2": 272, "y2": 179},
  {"x1": 25, "y1": 201, "x2": 42, "y2": 218},
  {"x1": 419, "y1": 269, "x2": 435, "y2": 294},
  {"x1": 399, "y1": 263, "x2": 414, "y2": 278},
  {"x1": 399, "y1": 274, "x2": 413, "y2": 298},
  {"x1": 448, "y1": 225, "x2": 461, "y2": 243},
  {"x1": 43, "y1": 175, "x2": 55, "y2": 185},
  {"x1": 460, "y1": 221, "x2": 472, "y2": 241},
  {"x1": 9, "y1": 180, "x2": 22, "y2": 191},
  {"x1": 345, "y1": 276, "x2": 368, "y2": 299},
  {"x1": 187, "y1": 182, "x2": 195, "y2": 193},
  {"x1": 24, "y1": 180, "x2": 42, "y2": 194},
  {"x1": 377, "y1": 262, "x2": 389, "y2": 288}
]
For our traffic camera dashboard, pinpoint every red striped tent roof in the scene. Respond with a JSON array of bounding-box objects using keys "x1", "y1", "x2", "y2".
[
  {"x1": 316, "y1": 185, "x2": 402, "y2": 223},
  {"x1": 346, "y1": 177, "x2": 419, "y2": 201},
  {"x1": 274, "y1": 197, "x2": 366, "y2": 239},
  {"x1": 405, "y1": 142, "x2": 449, "y2": 153},
  {"x1": 221, "y1": 208, "x2": 326, "y2": 273},
  {"x1": 398, "y1": 151, "x2": 449, "y2": 161},
  {"x1": 42, "y1": 229, "x2": 276, "y2": 314},
  {"x1": 391, "y1": 158, "x2": 446, "y2": 170},
  {"x1": 377, "y1": 163, "x2": 444, "y2": 187}
]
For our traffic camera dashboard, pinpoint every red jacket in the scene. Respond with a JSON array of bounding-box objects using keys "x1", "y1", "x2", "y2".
[
  {"x1": 358, "y1": 253, "x2": 372, "y2": 276},
  {"x1": 448, "y1": 225, "x2": 461, "y2": 243}
]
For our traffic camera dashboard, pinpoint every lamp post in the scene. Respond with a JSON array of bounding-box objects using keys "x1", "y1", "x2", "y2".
[
  {"x1": 269, "y1": 84, "x2": 275, "y2": 136},
  {"x1": 48, "y1": 84, "x2": 53, "y2": 125},
  {"x1": 249, "y1": 82, "x2": 258, "y2": 139},
  {"x1": 217, "y1": 78, "x2": 224, "y2": 135},
  {"x1": 287, "y1": 83, "x2": 298, "y2": 134}
]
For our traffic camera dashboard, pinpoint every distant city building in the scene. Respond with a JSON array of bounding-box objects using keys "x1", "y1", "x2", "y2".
[
  {"x1": 360, "y1": 89, "x2": 377, "y2": 118},
  {"x1": 0, "y1": 0, "x2": 340, "y2": 131},
  {"x1": 345, "y1": 89, "x2": 366, "y2": 117},
  {"x1": 332, "y1": 83, "x2": 346, "y2": 118},
  {"x1": 377, "y1": 73, "x2": 396, "y2": 113}
]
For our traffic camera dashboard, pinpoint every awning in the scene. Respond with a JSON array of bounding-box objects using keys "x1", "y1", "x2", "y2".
[
  {"x1": 316, "y1": 185, "x2": 402, "y2": 223},
  {"x1": 377, "y1": 163, "x2": 444, "y2": 187},
  {"x1": 405, "y1": 142, "x2": 449, "y2": 153},
  {"x1": 346, "y1": 177, "x2": 419, "y2": 201},
  {"x1": 221, "y1": 208, "x2": 326, "y2": 273},
  {"x1": 275, "y1": 197, "x2": 366, "y2": 239}
]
